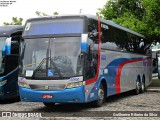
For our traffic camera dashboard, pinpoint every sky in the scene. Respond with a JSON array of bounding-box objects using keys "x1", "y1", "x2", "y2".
[{"x1": 0, "y1": 0, "x2": 107, "y2": 25}]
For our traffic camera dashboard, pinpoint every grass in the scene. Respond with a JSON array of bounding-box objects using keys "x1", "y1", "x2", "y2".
[{"x1": 150, "y1": 78, "x2": 160, "y2": 87}]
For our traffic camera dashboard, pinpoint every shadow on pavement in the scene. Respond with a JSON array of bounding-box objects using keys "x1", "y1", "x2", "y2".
[
  {"x1": 0, "y1": 96, "x2": 20, "y2": 104},
  {"x1": 32, "y1": 91, "x2": 134, "y2": 112}
]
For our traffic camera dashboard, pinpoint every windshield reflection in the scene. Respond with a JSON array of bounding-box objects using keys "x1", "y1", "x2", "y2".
[{"x1": 21, "y1": 37, "x2": 84, "y2": 79}]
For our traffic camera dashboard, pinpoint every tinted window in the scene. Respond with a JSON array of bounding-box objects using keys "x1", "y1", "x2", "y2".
[{"x1": 101, "y1": 22, "x2": 148, "y2": 55}]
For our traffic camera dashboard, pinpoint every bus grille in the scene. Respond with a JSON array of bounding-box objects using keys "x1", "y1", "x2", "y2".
[{"x1": 29, "y1": 84, "x2": 66, "y2": 90}]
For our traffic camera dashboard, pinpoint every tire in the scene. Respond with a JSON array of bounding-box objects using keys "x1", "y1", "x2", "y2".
[
  {"x1": 43, "y1": 102, "x2": 55, "y2": 107},
  {"x1": 134, "y1": 79, "x2": 141, "y2": 95},
  {"x1": 92, "y1": 84, "x2": 105, "y2": 107},
  {"x1": 140, "y1": 78, "x2": 145, "y2": 93}
]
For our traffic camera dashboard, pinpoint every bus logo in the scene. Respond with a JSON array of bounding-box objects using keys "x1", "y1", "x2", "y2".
[
  {"x1": 48, "y1": 69, "x2": 54, "y2": 76},
  {"x1": 101, "y1": 55, "x2": 106, "y2": 60}
]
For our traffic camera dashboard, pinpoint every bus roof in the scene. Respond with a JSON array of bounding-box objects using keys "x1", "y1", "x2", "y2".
[
  {"x1": 0, "y1": 25, "x2": 23, "y2": 37},
  {"x1": 25, "y1": 14, "x2": 145, "y2": 38}
]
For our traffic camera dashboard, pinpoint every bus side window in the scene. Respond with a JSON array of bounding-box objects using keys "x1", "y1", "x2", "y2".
[
  {"x1": 11, "y1": 35, "x2": 21, "y2": 55},
  {"x1": 10, "y1": 31, "x2": 23, "y2": 54}
]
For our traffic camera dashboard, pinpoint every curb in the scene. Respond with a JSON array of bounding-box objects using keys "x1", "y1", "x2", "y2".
[{"x1": 146, "y1": 87, "x2": 160, "y2": 92}]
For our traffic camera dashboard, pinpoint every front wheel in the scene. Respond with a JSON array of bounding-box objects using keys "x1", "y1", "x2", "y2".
[
  {"x1": 43, "y1": 102, "x2": 55, "y2": 107},
  {"x1": 92, "y1": 84, "x2": 105, "y2": 107}
]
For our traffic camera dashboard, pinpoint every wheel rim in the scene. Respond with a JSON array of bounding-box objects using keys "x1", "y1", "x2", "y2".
[
  {"x1": 98, "y1": 87, "x2": 104, "y2": 103},
  {"x1": 141, "y1": 81, "x2": 144, "y2": 91},
  {"x1": 136, "y1": 81, "x2": 140, "y2": 93}
]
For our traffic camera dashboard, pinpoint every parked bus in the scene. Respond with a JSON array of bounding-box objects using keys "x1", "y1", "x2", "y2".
[
  {"x1": 151, "y1": 48, "x2": 160, "y2": 79},
  {"x1": 18, "y1": 15, "x2": 152, "y2": 107},
  {"x1": 0, "y1": 25, "x2": 23, "y2": 100}
]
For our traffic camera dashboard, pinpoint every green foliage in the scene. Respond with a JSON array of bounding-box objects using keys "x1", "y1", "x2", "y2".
[
  {"x1": 35, "y1": 11, "x2": 48, "y2": 16},
  {"x1": 35, "y1": 11, "x2": 59, "y2": 17},
  {"x1": 3, "y1": 17, "x2": 23, "y2": 25},
  {"x1": 53, "y1": 12, "x2": 59, "y2": 15},
  {"x1": 98, "y1": 0, "x2": 160, "y2": 39},
  {"x1": 142, "y1": 0, "x2": 160, "y2": 37}
]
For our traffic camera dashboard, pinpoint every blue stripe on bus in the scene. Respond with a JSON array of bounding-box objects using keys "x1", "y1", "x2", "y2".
[
  {"x1": 104, "y1": 58, "x2": 143, "y2": 95},
  {"x1": 86, "y1": 57, "x2": 145, "y2": 101}
]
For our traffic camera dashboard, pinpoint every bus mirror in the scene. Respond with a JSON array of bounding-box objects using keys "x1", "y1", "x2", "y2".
[
  {"x1": 5, "y1": 37, "x2": 11, "y2": 55},
  {"x1": 79, "y1": 53, "x2": 84, "y2": 61},
  {"x1": 81, "y1": 34, "x2": 88, "y2": 53}
]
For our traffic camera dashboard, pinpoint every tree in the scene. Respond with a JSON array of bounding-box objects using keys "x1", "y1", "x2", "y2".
[
  {"x1": 35, "y1": 11, "x2": 49, "y2": 17},
  {"x1": 98, "y1": 0, "x2": 160, "y2": 39},
  {"x1": 35, "y1": 11, "x2": 59, "y2": 17},
  {"x1": 53, "y1": 12, "x2": 59, "y2": 15},
  {"x1": 142, "y1": 0, "x2": 160, "y2": 37},
  {"x1": 3, "y1": 17, "x2": 23, "y2": 25}
]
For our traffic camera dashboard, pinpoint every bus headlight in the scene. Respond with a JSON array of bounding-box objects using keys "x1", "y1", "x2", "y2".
[
  {"x1": 18, "y1": 80, "x2": 30, "y2": 88},
  {"x1": 66, "y1": 81, "x2": 84, "y2": 89},
  {"x1": 0, "y1": 80, "x2": 7, "y2": 86}
]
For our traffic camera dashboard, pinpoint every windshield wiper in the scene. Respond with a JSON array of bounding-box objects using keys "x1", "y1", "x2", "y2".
[
  {"x1": 31, "y1": 57, "x2": 46, "y2": 78},
  {"x1": 47, "y1": 38, "x2": 63, "y2": 78},
  {"x1": 49, "y1": 57, "x2": 63, "y2": 78},
  {"x1": 31, "y1": 37, "x2": 64, "y2": 79},
  {"x1": 31, "y1": 57, "x2": 63, "y2": 78}
]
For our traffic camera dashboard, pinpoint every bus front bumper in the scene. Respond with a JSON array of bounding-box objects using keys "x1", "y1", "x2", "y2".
[{"x1": 19, "y1": 86, "x2": 85, "y2": 103}]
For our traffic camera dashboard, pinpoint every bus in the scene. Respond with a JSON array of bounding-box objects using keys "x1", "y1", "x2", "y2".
[
  {"x1": 0, "y1": 25, "x2": 23, "y2": 100},
  {"x1": 151, "y1": 48, "x2": 160, "y2": 79},
  {"x1": 18, "y1": 15, "x2": 152, "y2": 107}
]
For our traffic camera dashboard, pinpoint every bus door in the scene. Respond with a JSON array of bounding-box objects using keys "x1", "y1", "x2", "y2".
[{"x1": 3, "y1": 55, "x2": 19, "y2": 94}]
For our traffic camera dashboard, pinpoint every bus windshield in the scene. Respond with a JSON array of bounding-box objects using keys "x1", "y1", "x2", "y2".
[
  {"x1": 21, "y1": 37, "x2": 84, "y2": 79},
  {"x1": 0, "y1": 37, "x2": 7, "y2": 73}
]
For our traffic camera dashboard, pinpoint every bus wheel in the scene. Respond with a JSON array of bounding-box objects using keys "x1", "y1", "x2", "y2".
[
  {"x1": 92, "y1": 84, "x2": 105, "y2": 107},
  {"x1": 134, "y1": 79, "x2": 140, "y2": 95},
  {"x1": 140, "y1": 78, "x2": 145, "y2": 93},
  {"x1": 43, "y1": 102, "x2": 55, "y2": 107}
]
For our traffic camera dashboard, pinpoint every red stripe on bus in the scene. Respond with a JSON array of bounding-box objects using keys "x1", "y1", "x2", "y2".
[
  {"x1": 116, "y1": 58, "x2": 151, "y2": 94},
  {"x1": 86, "y1": 17, "x2": 101, "y2": 85}
]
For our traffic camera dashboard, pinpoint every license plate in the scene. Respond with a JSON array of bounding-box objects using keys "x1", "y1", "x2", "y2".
[{"x1": 42, "y1": 94, "x2": 53, "y2": 99}]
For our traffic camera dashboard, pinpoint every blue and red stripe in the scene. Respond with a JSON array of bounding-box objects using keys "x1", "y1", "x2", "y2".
[{"x1": 115, "y1": 58, "x2": 151, "y2": 94}]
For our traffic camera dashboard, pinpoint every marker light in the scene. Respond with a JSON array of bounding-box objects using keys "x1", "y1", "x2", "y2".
[{"x1": 18, "y1": 79, "x2": 30, "y2": 88}]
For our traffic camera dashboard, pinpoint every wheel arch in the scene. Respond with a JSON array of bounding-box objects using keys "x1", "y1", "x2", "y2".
[
  {"x1": 142, "y1": 74, "x2": 145, "y2": 86},
  {"x1": 137, "y1": 75, "x2": 141, "y2": 82}
]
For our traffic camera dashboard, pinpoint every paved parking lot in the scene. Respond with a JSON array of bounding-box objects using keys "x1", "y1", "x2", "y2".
[{"x1": 0, "y1": 90, "x2": 160, "y2": 120}]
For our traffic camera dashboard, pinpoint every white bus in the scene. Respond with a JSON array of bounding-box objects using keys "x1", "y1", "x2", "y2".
[{"x1": 18, "y1": 15, "x2": 152, "y2": 107}]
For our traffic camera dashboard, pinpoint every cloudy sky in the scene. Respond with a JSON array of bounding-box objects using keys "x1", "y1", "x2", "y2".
[{"x1": 0, "y1": 0, "x2": 107, "y2": 25}]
